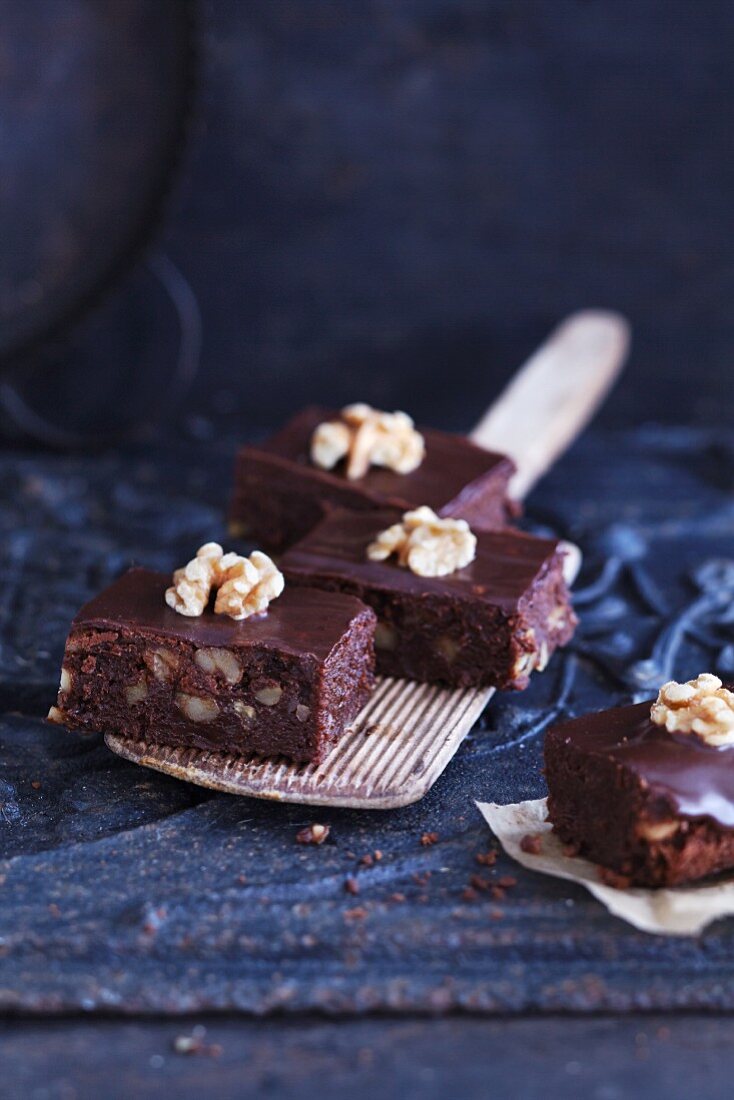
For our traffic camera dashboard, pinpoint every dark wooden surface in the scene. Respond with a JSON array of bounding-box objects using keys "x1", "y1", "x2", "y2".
[
  {"x1": 1, "y1": 426, "x2": 734, "y2": 1023},
  {"x1": 0, "y1": 428, "x2": 733, "y2": 1093},
  {"x1": 2, "y1": 1014, "x2": 734, "y2": 1099}
]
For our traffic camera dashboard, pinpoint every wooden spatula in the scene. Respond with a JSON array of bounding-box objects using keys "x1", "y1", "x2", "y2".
[{"x1": 106, "y1": 311, "x2": 630, "y2": 808}]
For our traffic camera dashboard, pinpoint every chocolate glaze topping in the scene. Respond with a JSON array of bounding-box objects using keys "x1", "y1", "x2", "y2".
[
  {"x1": 281, "y1": 508, "x2": 562, "y2": 612},
  {"x1": 261, "y1": 406, "x2": 514, "y2": 510},
  {"x1": 74, "y1": 568, "x2": 370, "y2": 661},
  {"x1": 550, "y1": 699, "x2": 734, "y2": 828}
]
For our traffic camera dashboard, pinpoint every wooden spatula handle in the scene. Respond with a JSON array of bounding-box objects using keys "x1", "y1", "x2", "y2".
[{"x1": 470, "y1": 310, "x2": 630, "y2": 500}]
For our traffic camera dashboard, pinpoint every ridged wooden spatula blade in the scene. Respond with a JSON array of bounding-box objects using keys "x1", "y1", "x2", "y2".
[{"x1": 106, "y1": 677, "x2": 493, "y2": 809}]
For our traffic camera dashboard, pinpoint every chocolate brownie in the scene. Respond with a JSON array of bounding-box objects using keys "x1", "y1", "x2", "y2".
[
  {"x1": 49, "y1": 568, "x2": 376, "y2": 764},
  {"x1": 229, "y1": 406, "x2": 516, "y2": 553},
  {"x1": 545, "y1": 699, "x2": 734, "y2": 887},
  {"x1": 281, "y1": 508, "x2": 576, "y2": 689}
]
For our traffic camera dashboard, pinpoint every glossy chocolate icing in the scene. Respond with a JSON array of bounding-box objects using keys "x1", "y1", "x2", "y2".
[
  {"x1": 260, "y1": 406, "x2": 514, "y2": 511},
  {"x1": 281, "y1": 508, "x2": 561, "y2": 612},
  {"x1": 73, "y1": 568, "x2": 370, "y2": 661},
  {"x1": 550, "y1": 700, "x2": 734, "y2": 828}
]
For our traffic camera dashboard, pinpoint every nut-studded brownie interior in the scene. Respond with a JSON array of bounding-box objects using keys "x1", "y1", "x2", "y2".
[
  {"x1": 282, "y1": 509, "x2": 576, "y2": 689},
  {"x1": 51, "y1": 570, "x2": 376, "y2": 765}
]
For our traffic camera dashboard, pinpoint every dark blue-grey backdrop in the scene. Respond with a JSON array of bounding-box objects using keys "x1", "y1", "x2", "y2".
[{"x1": 4, "y1": 0, "x2": 734, "y2": 439}]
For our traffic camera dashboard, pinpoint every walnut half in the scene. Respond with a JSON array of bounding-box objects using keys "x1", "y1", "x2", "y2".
[
  {"x1": 366, "y1": 506, "x2": 476, "y2": 578},
  {"x1": 311, "y1": 403, "x2": 425, "y2": 480},
  {"x1": 650, "y1": 673, "x2": 734, "y2": 746},
  {"x1": 165, "y1": 544, "x2": 284, "y2": 621}
]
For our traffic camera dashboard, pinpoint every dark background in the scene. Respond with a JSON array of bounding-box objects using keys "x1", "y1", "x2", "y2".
[{"x1": 1, "y1": 0, "x2": 733, "y2": 444}]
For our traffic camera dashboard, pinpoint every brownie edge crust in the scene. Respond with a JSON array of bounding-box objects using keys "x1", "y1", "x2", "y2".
[
  {"x1": 52, "y1": 569, "x2": 377, "y2": 766},
  {"x1": 545, "y1": 701, "x2": 734, "y2": 887}
]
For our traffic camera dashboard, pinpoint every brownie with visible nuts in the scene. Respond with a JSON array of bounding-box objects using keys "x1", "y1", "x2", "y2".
[
  {"x1": 545, "y1": 699, "x2": 734, "y2": 886},
  {"x1": 49, "y1": 568, "x2": 376, "y2": 764},
  {"x1": 281, "y1": 508, "x2": 576, "y2": 689},
  {"x1": 230, "y1": 406, "x2": 516, "y2": 553}
]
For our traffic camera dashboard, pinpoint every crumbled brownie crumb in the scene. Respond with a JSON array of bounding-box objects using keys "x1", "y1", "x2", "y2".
[
  {"x1": 142, "y1": 906, "x2": 167, "y2": 935},
  {"x1": 420, "y1": 832, "x2": 439, "y2": 847},
  {"x1": 520, "y1": 833, "x2": 542, "y2": 855},
  {"x1": 359, "y1": 852, "x2": 374, "y2": 867},
  {"x1": 475, "y1": 850, "x2": 498, "y2": 867},
  {"x1": 344, "y1": 876, "x2": 360, "y2": 895},
  {"x1": 563, "y1": 842, "x2": 581, "y2": 858},
  {"x1": 344, "y1": 906, "x2": 368, "y2": 920},
  {"x1": 390, "y1": 892, "x2": 406, "y2": 903},
  {"x1": 490, "y1": 885, "x2": 506, "y2": 900},
  {"x1": 412, "y1": 871, "x2": 431, "y2": 886},
  {"x1": 496, "y1": 875, "x2": 517, "y2": 889},
  {"x1": 374, "y1": 849, "x2": 383, "y2": 861},
  {"x1": 490, "y1": 908, "x2": 504, "y2": 920},
  {"x1": 31, "y1": 780, "x2": 42, "y2": 790},
  {"x1": 461, "y1": 886, "x2": 478, "y2": 902},
  {"x1": 598, "y1": 866, "x2": 633, "y2": 889},
  {"x1": 172, "y1": 1030, "x2": 222, "y2": 1058},
  {"x1": 296, "y1": 823, "x2": 330, "y2": 845},
  {"x1": 469, "y1": 874, "x2": 490, "y2": 892}
]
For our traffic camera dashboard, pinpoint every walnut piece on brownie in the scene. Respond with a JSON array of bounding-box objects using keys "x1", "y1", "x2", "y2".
[
  {"x1": 366, "y1": 507, "x2": 476, "y2": 578},
  {"x1": 311, "y1": 404, "x2": 425, "y2": 480},
  {"x1": 545, "y1": 681, "x2": 734, "y2": 887}
]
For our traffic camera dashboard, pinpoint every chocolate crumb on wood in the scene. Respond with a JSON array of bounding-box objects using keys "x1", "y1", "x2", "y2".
[
  {"x1": 296, "y1": 823, "x2": 330, "y2": 845},
  {"x1": 344, "y1": 906, "x2": 368, "y2": 921},
  {"x1": 520, "y1": 833, "x2": 542, "y2": 854}
]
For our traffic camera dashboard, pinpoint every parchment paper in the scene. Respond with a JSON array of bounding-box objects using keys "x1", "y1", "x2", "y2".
[{"x1": 477, "y1": 798, "x2": 734, "y2": 936}]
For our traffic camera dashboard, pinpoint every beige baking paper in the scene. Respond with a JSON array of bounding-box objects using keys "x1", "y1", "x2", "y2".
[{"x1": 477, "y1": 798, "x2": 734, "y2": 936}]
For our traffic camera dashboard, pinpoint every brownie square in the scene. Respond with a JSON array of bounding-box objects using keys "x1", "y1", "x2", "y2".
[
  {"x1": 281, "y1": 508, "x2": 576, "y2": 689},
  {"x1": 545, "y1": 700, "x2": 734, "y2": 887},
  {"x1": 49, "y1": 568, "x2": 376, "y2": 764},
  {"x1": 229, "y1": 406, "x2": 516, "y2": 553}
]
